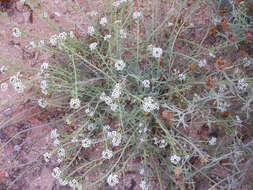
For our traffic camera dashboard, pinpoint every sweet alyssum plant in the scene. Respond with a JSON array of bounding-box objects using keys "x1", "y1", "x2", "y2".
[{"x1": 5, "y1": 0, "x2": 252, "y2": 189}]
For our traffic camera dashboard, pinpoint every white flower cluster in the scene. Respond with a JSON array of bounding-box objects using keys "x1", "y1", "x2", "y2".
[
  {"x1": 173, "y1": 69, "x2": 186, "y2": 81},
  {"x1": 153, "y1": 137, "x2": 167, "y2": 148},
  {"x1": 115, "y1": 59, "x2": 126, "y2": 71},
  {"x1": 38, "y1": 98, "x2": 47, "y2": 108},
  {"x1": 209, "y1": 137, "x2": 216, "y2": 145},
  {"x1": 243, "y1": 57, "x2": 253, "y2": 67},
  {"x1": 140, "y1": 180, "x2": 149, "y2": 190},
  {"x1": 52, "y1": 167, "x2": 70, "y2": 187},
  {"x1": 43, "y1": 152, "x2": 52, "y2": 162},
  {"x1": 133, "y1": 11, "x2": 142, "y2": 19},
  {"x1": 70, "y1": 98, "x2": 81, "y2": 109},
  {"x1": 217, "y1": 100, "x2": 230, "y2": 112},
  {"x1": 147, "y1": 45, "x2": 163, "y2": 58},
  {"x1": 119, "y1": 29, "x2": 127, "y2": 39},
  {"x1": 102, "y1": 149, "x2": 113, "y2": 159},
  {"x1": 1, "y1": 82, "x2": 8, "y2": 92},
  {"x1": 88, "y1": 26, "x2": 95, "y2": 35},
  {"x1": 237, "y1": 78, "x2": 248, "y2": 92},
  {"x1": 104, "y1": 34, "x2": 112, "y2": 41},
  {"x1": 170, "y1": 155, "x2": 181, "y2": 165},
  {"x1": 89, "y1": 42, "x2": 97, "y2": 51},
  {"x1": 100, "y1": 92, "x2": 118, "y2": 112},
  {"x1": 12, "y1": 27, "x2": 21, "y2": 38},
  {"x1": 199, "y1": 59, "x2": 207, "y2": 68},
  {"x1": 142, "y1": 97, "x2": 159, "y2": 112},
  {"x1": 100, "y1": 17, "x2": 107, "y2": 26},
  {"x1": 49, "y1": 31, "x2": 74, "y2": 47},
  {"x1": 88, "y1": 123, "x2": 96, "y2": 131},
  {"x1": 57, "y1": 147, "x2": 66, "y2": 163},
  {"x1": 0, "y1": 65, "x2": 7, "y2": 73},
  {"x1": 10, "y1": 73, "x2": 25, "y2": 93},
  {"x1": 69, "y1": 179, "x2": 82, "y2": 190},
  {"x1": 107, "y1": 173, "x2": 119, "y2": 187},
  {"x1": 107, "y1": 131, "x2": 122, "y2": 147},
  {"x1": 111, "y1": 83, "x2": 122, "y2": 99},
  {"x1": 85, "y1": 107, "x2": 95, "y2": 117},
  {"x1": 82, "y1": 138, "x2": 92, "y2": 148},
  {"x1": 40, "y1": 80, "x2": 48, "y2": 95},
  {"x1": 52, "y1": 167, "x2": 61, "y2": 179},
  {"x1": 142, "y1": 80, "x2": 150, "y2": 88}
]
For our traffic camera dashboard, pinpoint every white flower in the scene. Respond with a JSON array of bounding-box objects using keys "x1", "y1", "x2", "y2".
[
  {"x1": 104, "y1": 34, "x2": 112, "y2": 41},
  {"x1": 107, "y1": 173, "x2": 119, "y2": 187},
  {"x1": 168, "y1": 22, "x2": 174, "y2": 27},
  {"x1": 139, "y1": 168, "x2": 145, "y2": 175},
  {"x1": 100, "y1": 92, "x2": 107, "y2": 101},
  {"x1": 59, "y1": 178, "x2": 69, "y2": 186},
  {"x1": 40, "y1": 80, "x2": 47, "y2": 90},
  {"x1": 140, "y1": 180, "x2": 149, "y2": 190},
  {"x1": 119, "y1": 29, "x2": 127, "y2": 38},
  {"x1": 110, "y1": 103, "x2": 118, "y2": 112},
  {"x1": 142, "y1": 97, "x2": 159, "y2": 112},
  {"x1": 199, "y1": 59, "x2": 207, "y2": 67},
  {"x1": 209, "y1": 137, "x2": 216, "y2": 145},
  {"x1": 102, "y1": 149, "x2": 113, "y2": 159},
  {"x1": 237, "y1": 78, "x2": 248, "y2": 91},
  {"x1": 159, "y1": 139, "x2": 167, "y2": 148},
  {"x1": 142, "y1": 80, "x2": 150, "y2": 88},
  {"x1": 152, "y1": 47, "x2": 163, "y2": 58},
  {"x1": 89, "y1": 42, "x2": 97, "y2": 51},
  {"x1": 69, "y1": 31, "x2": 75, "y2": 38},
  {"x1": 85, "y1": 107, "x2": 94, "y2": 117},
  {"x1": 58, "y1": 147, "x2": 65, "y2": 158},
  {"x1": 115, "y1": 59, "x2": 126, "y2": 71},
  {"x1": 105, "y1": 96, "x2": 113, "y2": 105},
  {"x1": 217, "y1": 101, "x2": 230, "y2": 112},
  {"x1": 49, "y1": 34, "x2": 58, "y2": 46},
  {"x1": 29, "y1": 41, "x2": 36, "y2": 49},
  {"x1": 82, "y1": 138, "x2": 92, "y2": 148},
  {"x1": 133, "y1": 11, "x2": 141, "y2": 19},
  {"x1": 14, "y1": 82, "x2": 25, "y2": 93},
  {"x1": 112, "y1": 1, "x2": 121, "y2": 7},
  {"x1": 103, "y1": 125, "x2": 111, "y2": 130},
  {"x1": 38, "y1": 98, "x2": 47, "y2": 108},
  {"x1": 20, "y1": 0, "x2": 26, "y2": 5},
  {"x1": 88, "y1": 123, "x2": 95, "y2": 131},
  {"x1": 41, "y1": 88, "x2": 48, "y2": 95},
  {"x1": 58, "y1": 32, "x2": 67, "y2": 41},
  {"x1": 147, "y1": 44, "x2": 153, "y2": 51},
  {"x1": 52, "y1": 167, "x2": 61, "y2": 179},
  {"x1": 12, "y1": 27, "x2": 21, "y2": 38},
  {"x1": 87, "y1": 26, "x2": 95, "y2": 35},
  {"x1": 111, "y1": 83, "x2": 122, "y2": 99},
  {"x1": 100, "y1": 17, "x2": 107, "y2": 26},
  {"x1": 178, "y1": 73, "x2": 186, "y2": 81},
  {"x1": 236, "y1": 115, "x2": 242, "y2": 124},
  {"x1": 53, "y1": 139, "x2": 60, "y2": 147},
  {"x1": 170, "y1": 155, "x2": 181, "y2": 165},
  {"x1": 69, "y1": 179, "x2": 80, "y2": 188},
  {"x1": 41, "y1": 62, "x2": 49, "y2": 72},
  {"x1": 38, "y1": 40, "x2": 45, "y2": 48},
  {"x1": 110, "y1": 131, "x2": 122, "y2": 146},
  {"x1": 51, "y1": 129, "x2": 59, "y2": 139},
  {"x1": 114, "y1": 20, "x2": 121, "y2": 24},
  {"x1": 43, "y1": 152, "x2": 52, "y2": 162},
  {"x1": 1, "y1": 83, "x2": 8, "y2": 92},
  {"x1": 10, "y1": 75, "x2": 20, "y2": 84},
  {"x1": 70, "y1": 98, "x2": 81, "y2": 109},
  {"x1": 0, "y1": 65, "x2": 7, "y2": 73},
  {"x1": 209, "y1": 52, "x2": 216, "y2": 58}
]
